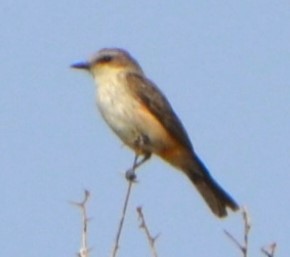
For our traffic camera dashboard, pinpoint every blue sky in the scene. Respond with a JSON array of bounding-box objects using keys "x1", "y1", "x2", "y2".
[{"x1": 1, "y1": 1, "x2": 290, "y2": 256}]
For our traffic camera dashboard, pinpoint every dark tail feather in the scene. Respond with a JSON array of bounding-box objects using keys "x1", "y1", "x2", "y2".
[{"x1": 185, "y1": 155, "x2": 239, "y2": 218}]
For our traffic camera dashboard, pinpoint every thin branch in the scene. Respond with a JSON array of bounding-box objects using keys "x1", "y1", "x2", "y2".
[
  {"x1": 137, "y1": 206, "x2": 159, "y2": 257},
  {"x1": 224, "y1": 230, "x2": 244, "y2": 253},
  {"x1": 261, "y1": 242, "x2": 277, "y2": 257},
  {"x1": 71, "y1": 190, "x2": 91, "y2": 257},
  {"x1": 224, "y1": 207, "x2": 251, "y2": 257},
  {"x1": 111, "y1": 179, "x2": 133, "y2": 257},
  {"x1": 111, "y1": 155, "x2": 139, "y2": 257},
  {"x1": 242, "y1": 208, "x2": 251, "y2": 256}
]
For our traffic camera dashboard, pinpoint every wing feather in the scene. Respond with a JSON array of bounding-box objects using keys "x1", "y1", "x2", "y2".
[{"x1": 125, "y1": 73, "x2": 193, "y2": 152}]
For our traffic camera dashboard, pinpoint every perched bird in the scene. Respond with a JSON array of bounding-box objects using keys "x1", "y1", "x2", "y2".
[{"x1": 71, "y1": 48, "x2": 239, "y2": 218}]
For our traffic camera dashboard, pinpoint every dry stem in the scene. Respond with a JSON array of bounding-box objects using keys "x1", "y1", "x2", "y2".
[
  {"x1": 224, "y1": 207, "x2": 251, "y2": 257},
  {"x1": 137, "y1": 206, "x2": 159, "y2": 257},
  {"x1": 261, "y1": 242, "x2": 277, "y2": 257},
  {"x1": 71, "y1": 190, "x2": 91, "y2": 257},
  {"x1": 111, "y1": 180, "x2": 134, "y2": 257},
  {"x1": 111, "y1": 155, "x2": 140, "y2": 257}
]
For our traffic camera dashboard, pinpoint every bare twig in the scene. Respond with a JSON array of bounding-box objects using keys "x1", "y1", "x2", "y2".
[
  {"x1": 71, "y1": 190, "x2": 91, "y2": 257},
  {"x1": 224, "y1": 207, "x2": 251, "y2": 257},
  {"x1": 224, "y1": 230, "x2": 244, "y2": 253},
  {"x1": 111, "y1": 179, "x2": 134, "y2": 257},
  {"x1": 137, "y1": 206, "x2": 159, "y2": 257},
  {"x1": 242, "y1": 208, "x2": 251, "y2": 256},
  {"x1": 111, "y1": 155, "x2": 139, "y2": 257},
  {"x1": 261, "y1": 242, "x2": 277, "y2": 257}
]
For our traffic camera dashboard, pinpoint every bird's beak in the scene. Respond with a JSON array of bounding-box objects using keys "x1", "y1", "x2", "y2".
[{"x1": 70, "y1": 61, "x2": 91, "y2": 70}]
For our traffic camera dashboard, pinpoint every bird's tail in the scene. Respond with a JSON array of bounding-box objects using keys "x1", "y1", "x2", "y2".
[{"x1": 184, "y1": 154, "x2": 239, "y2": 218}]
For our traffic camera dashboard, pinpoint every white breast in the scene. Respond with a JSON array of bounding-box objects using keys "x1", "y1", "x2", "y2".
[
  {"x1": 93, "y1": 70, "x2": 172, "y2": 155},
  {"x1": 95, "y1": 72, "x2": 142, "y2": 145}
]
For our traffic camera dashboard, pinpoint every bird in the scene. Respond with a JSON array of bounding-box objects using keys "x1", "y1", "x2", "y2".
[{"x1": 71, "y1": 48, "x2": 239, "y2": 218}]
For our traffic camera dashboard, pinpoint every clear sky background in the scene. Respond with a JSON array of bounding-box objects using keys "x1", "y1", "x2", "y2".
[{"x1": 1, "y1": 1, "x2": 289, "y2": 257}]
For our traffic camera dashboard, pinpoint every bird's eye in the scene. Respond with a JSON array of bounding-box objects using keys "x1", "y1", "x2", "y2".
[{"x1": 99, "y1": 55, "x2": 113, "y2": 63}]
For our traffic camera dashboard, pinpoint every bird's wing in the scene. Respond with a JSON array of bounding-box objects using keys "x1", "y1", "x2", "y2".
[{"x1": 125, "y1": 73, "x2": 194, "y2": 152}]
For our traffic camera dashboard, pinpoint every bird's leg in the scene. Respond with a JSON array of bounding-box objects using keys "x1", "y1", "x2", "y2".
[
  {"x1": 125, "y1": 153, "x2": 151, "y2": 181},
  {"x1": 125, "y1": 154, "x2": 139, "y2": 181},
  {"x1": 132, "y1": 134, "x2": 152, "y2": 170},
  {"x1": 133, "y1": 152, "x2": 151, "y2": 170},
  {"x1": 125, "y1": 134, "x2": 152, "y2": 182}
]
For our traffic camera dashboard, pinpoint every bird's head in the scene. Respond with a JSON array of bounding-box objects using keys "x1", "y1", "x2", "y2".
[{"x1": 71, "y1": 48, "x2": 144, "y2": 79}]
